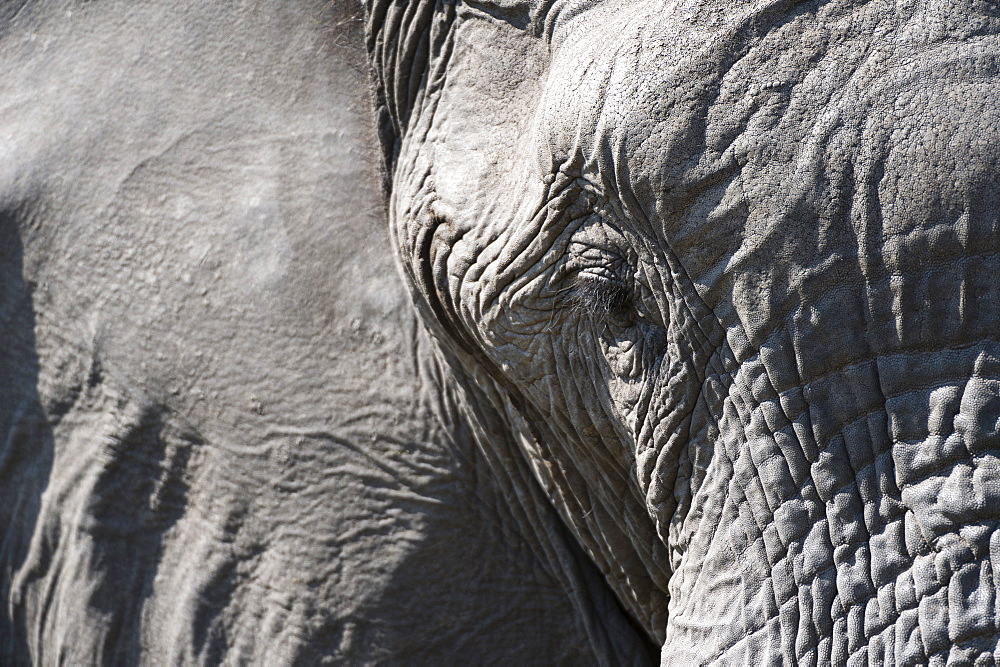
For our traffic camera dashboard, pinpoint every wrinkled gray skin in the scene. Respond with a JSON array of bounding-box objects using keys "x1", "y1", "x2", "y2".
[
  {"x1": 369, "y1": 0, "x2": 1000, "y2": 663},
  {"x1": 6, "y1": 0, "x2": 1000, "y2": 664},
  {"x1": 0, "y1": 1, "x2": 650, "y2": 663}
]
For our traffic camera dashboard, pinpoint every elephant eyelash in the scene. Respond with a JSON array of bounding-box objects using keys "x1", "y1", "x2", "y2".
[{"x1": 568, "y1": 272, "x2": 637, "y2": 327}]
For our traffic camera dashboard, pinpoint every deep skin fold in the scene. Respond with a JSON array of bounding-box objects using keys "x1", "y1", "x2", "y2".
[{"x1": 368, "y1": 0, "x2": 1000, "y2": 662}]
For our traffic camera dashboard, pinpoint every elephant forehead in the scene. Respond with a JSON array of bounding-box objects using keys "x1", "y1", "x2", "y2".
[
  {"x1": 533, "y1": 0, "x2": 840, "y2": 207},
  {"x1": 533, "y1": 1, "x2": 711, "y2": 195},
  {"x1": 537, "y1": 0, "x2": 1000, "y2": 237}
]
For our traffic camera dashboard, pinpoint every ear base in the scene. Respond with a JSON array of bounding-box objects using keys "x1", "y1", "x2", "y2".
[
  {"x1": 364, "y1": 1, "x2": 455, "y2": 176},
  {"x1": 363, "y1": 0, "x2": 563, "y2": 178}
]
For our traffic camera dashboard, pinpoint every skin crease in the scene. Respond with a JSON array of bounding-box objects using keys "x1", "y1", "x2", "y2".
[{"x1": 370, "y1": 0, "x2": 1000, "y2": 663}]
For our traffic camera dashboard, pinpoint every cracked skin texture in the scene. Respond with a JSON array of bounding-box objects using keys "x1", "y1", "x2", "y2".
[{"x1": 370, "y1": 0, "x2": 1000, "y2": 663}]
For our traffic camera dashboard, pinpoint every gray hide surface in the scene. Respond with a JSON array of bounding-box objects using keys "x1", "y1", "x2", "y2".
[
  {"x1": 0, "y1": 1, "x2": 651, "y2": 664},
  {"x1": 367, "y1": 0, "x2": 1000, "y2": 664},
  {"x1": 8, "y1": 0, "x2": 1000, "y2": 664}
]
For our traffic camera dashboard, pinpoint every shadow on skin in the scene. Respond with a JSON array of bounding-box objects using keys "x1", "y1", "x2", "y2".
[
  {"x1": 0, "y1": 206, "x2": 52, "y2": 662},
  {"x1": 0, "y1": 205, "x2": 199, "y2": 663}
]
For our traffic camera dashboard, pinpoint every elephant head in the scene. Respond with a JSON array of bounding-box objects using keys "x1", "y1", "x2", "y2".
[{"x1": 368, "y1": 0, "x2": 1000, "y2": 661}]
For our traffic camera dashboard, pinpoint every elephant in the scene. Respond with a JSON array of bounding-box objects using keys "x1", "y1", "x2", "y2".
[{"x1": 5, "y1": 0, "x2": 1000, "y2": 664}]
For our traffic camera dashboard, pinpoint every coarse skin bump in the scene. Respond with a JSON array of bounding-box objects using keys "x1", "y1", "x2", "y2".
[{"x1": 367, "y1": 0, "x2": 1000, "y2": 663}]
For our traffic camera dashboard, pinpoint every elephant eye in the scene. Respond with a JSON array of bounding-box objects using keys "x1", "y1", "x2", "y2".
[{"x1": 570, "y1": 271, "x2": 637, "y2": 328}]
